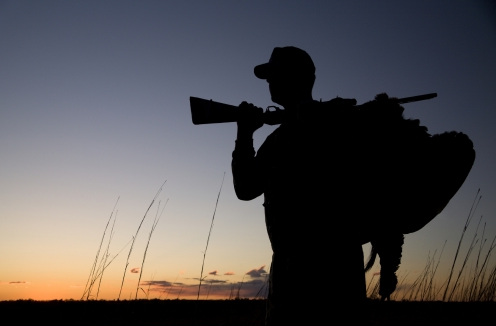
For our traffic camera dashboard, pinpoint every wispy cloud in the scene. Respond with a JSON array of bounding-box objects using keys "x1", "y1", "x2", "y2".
[
  {"x1": 208, "y1": 270, "x2": 218, "y2": 276},
  {"x1": 135, "y1": 276, "x2": 269, "y2": 299},
  {"x1": 204, "y1": 279, "x2": 227, "y2": 284},
  {"x1": 1, "y1": 281, "x2": 31, "y2": 287},
  {"x1": 144, "y1": 279, "x2": 267, "y2": 298},
  {"x1": 130, "y1": 268, "x2": 140, "y2": 273},
  {"x1": 224, "y1": 271, "x2": 235, "y2": 276},
  {"x1": 246, "y1": 265, "x2": 267, "y2": 278},
  {"x1": 188, "y1": 278, "x2": 228, "y2": 284},
  {"x1": 202, "y1": 279, "x2": 266, "y2": 298},
  {"x1": 140, "y1": 280, "x2": 180, "y2": 288}
]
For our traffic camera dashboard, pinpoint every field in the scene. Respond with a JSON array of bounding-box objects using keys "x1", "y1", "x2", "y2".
[{"x1": 0, "y1": 299, "x2": 494, "y2": 325}]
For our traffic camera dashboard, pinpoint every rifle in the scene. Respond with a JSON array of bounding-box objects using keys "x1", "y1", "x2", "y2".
[{"x1": 190, "y1": 93, "x2": 437, "y2": 125}]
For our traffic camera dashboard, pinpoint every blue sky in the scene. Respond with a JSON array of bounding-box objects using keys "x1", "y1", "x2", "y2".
[{"x1": 0, "y1": 0, "x2": 495, "y2": 300}]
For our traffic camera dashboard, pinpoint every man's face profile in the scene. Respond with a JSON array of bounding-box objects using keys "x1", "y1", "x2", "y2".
[
  {"x1": 267, "y1": 73, "x2": 289, "y2": 106},
  {"x1": 267, "y1": 72, "x2": 314, "y2": 107}
]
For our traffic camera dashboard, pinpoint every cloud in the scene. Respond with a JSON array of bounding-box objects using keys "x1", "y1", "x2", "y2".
[
  {"x1": 172, "y1": 279, "x2": 267, "y2": 299},
  {"x1": 205, "y1": 279, "x2": 227, "y2": 284},
  {"x1": 140, "y1": 280, "x2": 178, "y2": 288},
  {"x1": 9, "y1": 281, "x2": 26, "y2": 284},
  {"x1": 246, "y1": 265, "x2": 267, "y2": 278},
  {"x1": 136, "y1": 278, "x2": 269, "y2": 299},
  {"x1": 198, "y1": 279, "x2": 267, "y2": 299},
  {"x1": 208, "y1": 270, "x2": 218, "y2": 276},
  {"x1": 130, "y1": 268, "x2": 140, "y2": 273},
  {"x1": 188, "y1": 278, "x2": 228, "y2": 284},
  {"x1": 224, "y1": 271, "x2": 235, "y2": 276}
]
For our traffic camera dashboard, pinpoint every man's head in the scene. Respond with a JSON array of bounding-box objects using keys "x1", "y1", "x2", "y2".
[{"x1": 254, "y1": 46, "x2": 315, "y2": 107}]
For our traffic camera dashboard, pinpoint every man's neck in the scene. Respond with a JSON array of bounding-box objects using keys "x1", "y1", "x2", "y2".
[
  {"x1": 278, "y1": 96, "x2": 314, "y2": 124},
  {"x1": 281, "y1": 95, "x2": 314, "y2": 111}
]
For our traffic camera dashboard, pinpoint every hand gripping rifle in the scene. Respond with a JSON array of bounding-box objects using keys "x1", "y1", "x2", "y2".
[{"x1": 190, "y1": 93, "x2": 437, "y2": 125}]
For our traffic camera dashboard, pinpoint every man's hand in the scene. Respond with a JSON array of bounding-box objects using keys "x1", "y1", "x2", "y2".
[{"x1": 236, "y1": 102, "x2": 264, "y2": 140}]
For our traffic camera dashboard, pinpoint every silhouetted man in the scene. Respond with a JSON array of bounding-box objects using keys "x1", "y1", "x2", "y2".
[{"x1": 232, "y1": 47, "x2": 366, "y2": 325}]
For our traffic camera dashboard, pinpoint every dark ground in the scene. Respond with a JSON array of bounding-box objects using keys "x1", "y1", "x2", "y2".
[{"x1": 0, "y1": 299, "x2": 494, "y2": 325}]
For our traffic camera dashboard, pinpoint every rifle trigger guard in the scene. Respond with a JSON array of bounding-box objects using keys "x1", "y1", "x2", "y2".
[{"x1": 265, "y1": 106, "x2": 281, "y2": 113}]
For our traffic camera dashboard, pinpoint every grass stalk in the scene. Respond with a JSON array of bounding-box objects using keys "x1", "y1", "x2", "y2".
[
  {"x1": 425, "y1": 241, "x2": 446, "y2": 300},
  {"x1": 140, "y1": 287, "x2": 148, "y2": 299},
  {"x1": 442, "y1": 189, "x2": 481, "y2": 301},
  {"x1": 82, "y1": 197, "x2": 119, "y2": 300},
  {"x1": 447, "y1": 215, "x2": 482, "y2": 301},
  {"x1": 366, "y1": 274, "x2": 376, "y2": 295},
  {"x1": 135, "y1": 199, "x2": 168, "y2": 299},
  {"x1": 475, "y1": 235, "x2": 496, "y2": 300},
  {"x1": 228, "y1": 283, "x2": 235, "y2": 300},
  {"x1": 205, "y1": 280, "x2": 213, "y2": 300},
  {"x1": 96, "y1": 211, "x2": 118, "y2": 299},
  {"x1": 80, "y1": 236, "x2": 133, "y2": 299},
  {"x1": 196, "y1": 173, "x2": 225, "y2": 300},
  {"x1": 118, "y1": 180, "x2": 166, "y2": 300},
  {"x1": 161, "y1": 274, "x2": 179, "y2": 300},
  {"x1": 177, "y1": 285, "x2": 184, "y2": 299},
  {"x1": 145, "y1": 272, "x2": 155, "y2": 299},
  {"x1": 236, "y1": 275, "x2": 245, "y2": 299},
  {"x1": 468, "y1": 224, "x2": 487, "y2": 301},
  {"x1": 391, "y1": 270, "x2": 410, "y2": 300},
  {"x1": 254, "y1": 274, "x2": 269, "y2": 299}
]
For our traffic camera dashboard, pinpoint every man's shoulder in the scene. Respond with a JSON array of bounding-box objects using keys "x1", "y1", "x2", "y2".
[
  {"x1": 263, "y1": 126, "x2": 282, "y2": 142},
  {"x1": 268, "y1": 126, "x2": 282, "y2": 138},
  {"x1": 256, "y1": 126, "x2": 281, "y2": 154}
]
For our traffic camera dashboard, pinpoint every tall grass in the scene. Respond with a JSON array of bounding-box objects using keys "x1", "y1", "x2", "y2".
[
  {"x1": 81, "y1": 197, "x2": 119, "y2": 300},
  {"x1": 254, "y1": 275, "x2": 269, "y2": 300},
  {"x1": 96, "y1": 211, "x2": 118, "y2": 299},
  {"x1": 197, "y1": 173, "x2": 225, "y2": 300},
  {"x1": 442, "y1": 189, "x2": 481, "y2": 301},
  {"x1": 159, "y1": 274, "x2": 179, "y2": 299},
  {"x1": 135, "y1": 199, "x2": 168, "y2": 299},
  {"x1": 368, "y1": 189, "x2": 496, "y2": 302},
  {"x1": 82, "y1": 182, "x2": 495, "y2": 303},
  {"x1": 80, "y1": 236, "x2": 134, "y2": 300},
  {"x1": 117, "y1": 180, "x2": 166, "y2": 300},
  {"x1": 236, "y1": 275, "x2": 246, "y2": 300}
]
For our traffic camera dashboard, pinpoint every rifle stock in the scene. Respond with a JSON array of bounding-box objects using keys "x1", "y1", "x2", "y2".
[
  {"x1": 190, "y1": 93, "x2": 437, "y2": 125},
  {"x1": 190, "y1": 97, "x2": 238, "y2": 125}
]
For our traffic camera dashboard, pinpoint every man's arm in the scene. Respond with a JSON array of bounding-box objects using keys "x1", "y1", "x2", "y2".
[{"x1": 231, "y1": 102, "x2": 265, "y2": 201}]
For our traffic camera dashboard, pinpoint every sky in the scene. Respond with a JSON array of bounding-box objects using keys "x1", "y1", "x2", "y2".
[{"x1": 0, "y1": 0, "x2": 495, "y2": 301}]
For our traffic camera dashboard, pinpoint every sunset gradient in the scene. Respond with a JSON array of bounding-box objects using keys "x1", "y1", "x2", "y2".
[{"x1": 1, "y1": 0, "x2": 496, "y2": 301}]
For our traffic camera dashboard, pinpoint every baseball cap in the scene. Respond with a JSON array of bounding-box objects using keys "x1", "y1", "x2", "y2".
[{"x1": 254, "y1": 46, "x2": 315, "y2": 79}]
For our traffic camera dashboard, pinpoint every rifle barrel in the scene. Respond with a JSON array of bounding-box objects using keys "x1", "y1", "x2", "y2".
[{"x1": 396, "y1": 93, "x2": 437, "y2": 104}]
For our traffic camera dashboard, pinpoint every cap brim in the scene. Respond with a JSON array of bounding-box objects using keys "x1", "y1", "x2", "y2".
[{"x1": 254, "y1": 63, "x2": 270, "y2": 79}]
